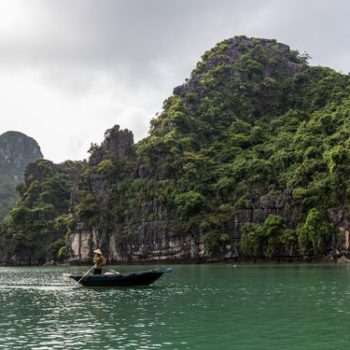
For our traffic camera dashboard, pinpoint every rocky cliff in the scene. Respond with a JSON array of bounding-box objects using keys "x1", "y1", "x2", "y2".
[
  {"x1": 0, "y1": 131, "x2": 43, "y2": 218},
  {"x1": 67, "y1": 36, "x2": 350, "y2": 263}
]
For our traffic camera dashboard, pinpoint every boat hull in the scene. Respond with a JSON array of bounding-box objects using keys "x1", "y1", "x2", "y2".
[{"x1": 69, "y1": 268, "x2": 171, "y2": 287}]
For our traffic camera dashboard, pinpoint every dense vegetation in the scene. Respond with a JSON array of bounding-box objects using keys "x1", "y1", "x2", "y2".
[
  {"x1": 2, "y1": 36, "x2": 350, "y2": 264},
  {"x1": 0, "y1": 160, "x2": 82, "y2": 264}
]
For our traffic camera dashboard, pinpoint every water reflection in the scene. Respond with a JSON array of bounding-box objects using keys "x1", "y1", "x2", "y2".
[
  {"x1": 1, "y1": 265, "x2": 350, "y2": 349},
  {"x1": 0, "y1": 266, "x2": 185, "y2": 350}
]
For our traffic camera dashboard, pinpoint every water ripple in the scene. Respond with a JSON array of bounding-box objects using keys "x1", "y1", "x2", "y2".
[{"x1": 2, "y1": 265, "x2": 350, "y2": 349}]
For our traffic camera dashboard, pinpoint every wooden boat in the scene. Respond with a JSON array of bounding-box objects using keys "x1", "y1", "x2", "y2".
[{"x1": 69, "y1": 268, "x2": 172, "y2": 287}]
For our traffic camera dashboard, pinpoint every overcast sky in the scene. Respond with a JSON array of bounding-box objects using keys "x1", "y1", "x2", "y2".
[{"x1": 0, "y1": 0, "x2": 349, "y2": 162}]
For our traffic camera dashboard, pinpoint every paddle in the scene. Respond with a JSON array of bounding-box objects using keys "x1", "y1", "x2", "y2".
[{"x1": 75, "y1": 265, "x2": 95, "y2": 285}]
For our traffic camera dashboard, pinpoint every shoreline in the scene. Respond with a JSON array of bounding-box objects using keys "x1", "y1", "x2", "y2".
[{"x1": 1, "y1": 254, "x2": 349, "y2": 267}]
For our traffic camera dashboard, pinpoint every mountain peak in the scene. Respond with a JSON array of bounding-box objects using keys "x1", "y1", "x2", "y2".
[
  {"x1": 174, "y1": 36, "x2": 305, "y2": 99},
  {"x1": 0, "y1": 131, "x2": 43, "y2": 180}
]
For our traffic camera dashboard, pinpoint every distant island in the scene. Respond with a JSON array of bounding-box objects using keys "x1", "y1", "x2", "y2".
[
  {"x1": 1, "y1": 35, "x2": 350, "y2": 265},
  {"x1": 0, "y1": 131, "x2": 43, "y2": 219}
]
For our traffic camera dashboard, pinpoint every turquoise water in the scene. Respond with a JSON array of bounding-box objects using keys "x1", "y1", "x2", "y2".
[{"x1": 1, "y1": 264, "x2": 350, "y2": 349}]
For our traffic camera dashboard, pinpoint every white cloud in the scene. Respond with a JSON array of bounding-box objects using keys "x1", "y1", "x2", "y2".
[{"x1": 0, "y1": 66, "x2": 165, "y2": 162}]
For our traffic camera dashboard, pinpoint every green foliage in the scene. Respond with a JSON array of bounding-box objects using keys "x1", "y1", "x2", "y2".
[
  {"x1": 1, "y1": 159, "x2": 82, "y2": 264},
  {"x1": 203, "y1": 231, "x2": 231, "y2": 256},
  {"x1": 97, "y1": 159, "x2": 116, "y2": 176},
  {"x1": 174, "y1": 191, "x2": 205, "y2": 219},
  {"x1": 75, "y1": 192, "x2": 98, "y2": 223},
  {"x1": 326, "y1": 145, "x2": 350, "y2": 176},
  {"x1": 240, "y1": 215, "x2": 291, "y2": 258},
  {"x1": 239, "y1": 222, "x2": 264, "y2": 257},
  {"x1": 297, "y1": 208, "x2": 333, "y2": 255},
  {"x1": 0, "y1": 176, "x2": 17, "y2": 219}
]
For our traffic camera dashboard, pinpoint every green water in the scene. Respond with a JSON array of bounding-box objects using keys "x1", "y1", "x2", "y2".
[{"x1": 1, "y1": 264, "x2": 350, "y2": 349}]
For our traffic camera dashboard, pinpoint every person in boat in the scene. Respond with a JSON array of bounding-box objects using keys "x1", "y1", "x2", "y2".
[{"x1": 93, "y1": 249, "x2": 107, "y2": 275}]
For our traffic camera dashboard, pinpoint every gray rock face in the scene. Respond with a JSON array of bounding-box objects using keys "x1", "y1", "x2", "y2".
[
  {"x1": 69, "y1": 222, "x2": 204, "y2": 263},
  {"x1": 89, "y1": 125, "x2": 134, "y2": 166},
  {"x1": 68, "y1": 188, "x2": 295, "y2": 262},
  {"x1": 68, "y1": 193, "x2": 349, "y2": 263},
  {"x1": 0, "y1": 131, "x2": 43, "y2": 180}
]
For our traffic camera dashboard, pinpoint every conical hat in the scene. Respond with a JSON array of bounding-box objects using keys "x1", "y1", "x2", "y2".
[{"x1": 93, "y1": 249, "x2": 102, "y2": 255}]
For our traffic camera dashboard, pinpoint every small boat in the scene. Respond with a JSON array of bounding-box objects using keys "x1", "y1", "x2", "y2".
[{"x1": 69, "y1": 268, "x2": 172, "y2": 287}]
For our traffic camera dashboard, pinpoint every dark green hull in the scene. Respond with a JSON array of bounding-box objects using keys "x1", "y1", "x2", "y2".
[{"x1": 69, "y1": 268, "x2": 171, "y2": 287}]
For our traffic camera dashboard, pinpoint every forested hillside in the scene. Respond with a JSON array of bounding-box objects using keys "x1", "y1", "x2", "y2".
[{"x1": 2, "y1": 36, "x2": 350, "y2": 264}]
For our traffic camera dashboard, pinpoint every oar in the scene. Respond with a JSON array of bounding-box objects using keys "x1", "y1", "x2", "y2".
[{"x1": 75, "y1": 265, "x2": 95, "y2": 285}]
